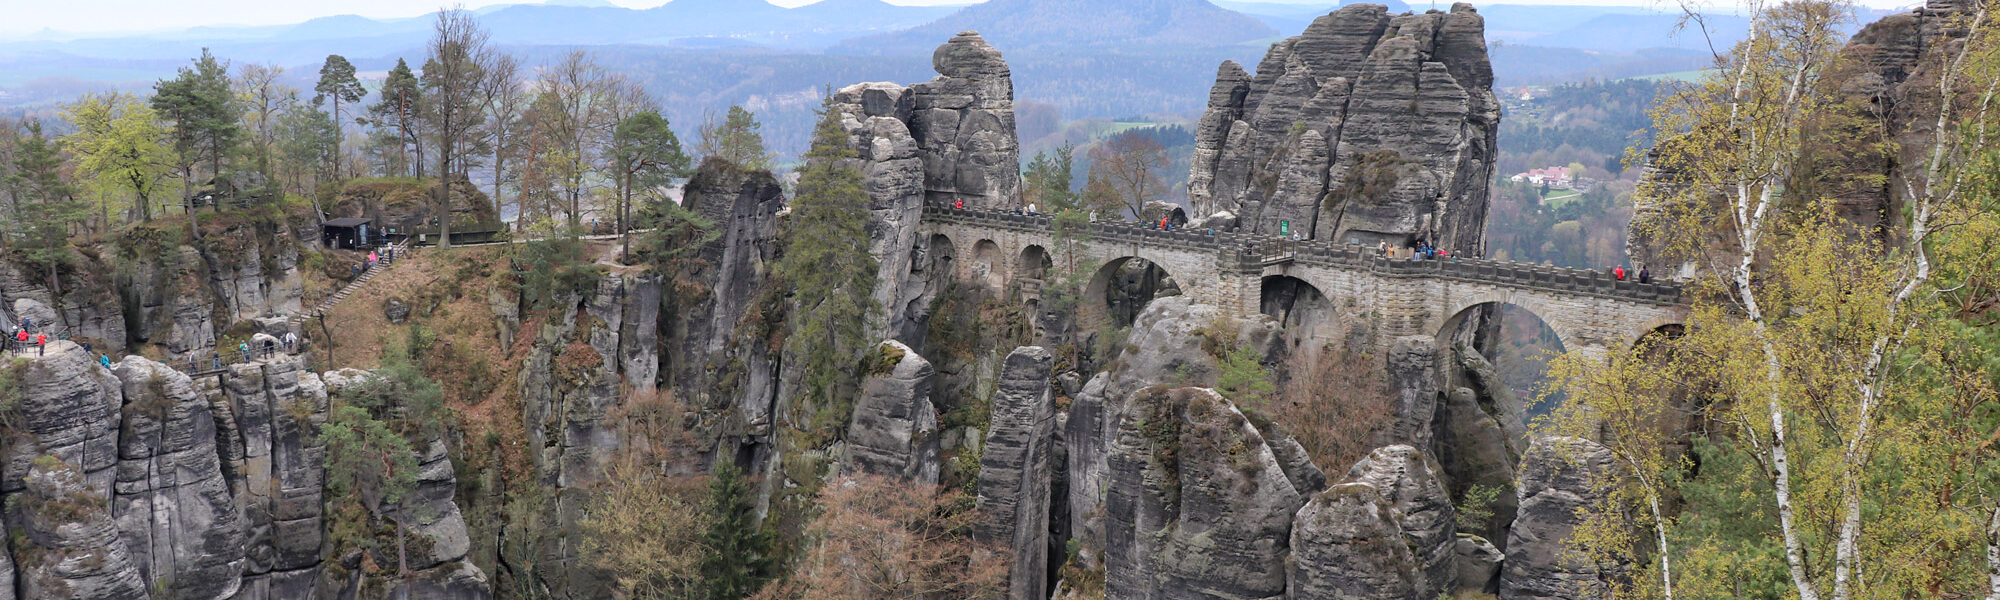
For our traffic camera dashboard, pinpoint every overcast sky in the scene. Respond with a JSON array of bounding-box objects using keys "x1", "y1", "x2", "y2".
[{"x1": 2, "y1": 0, "x2": 1922, "y2": 37}]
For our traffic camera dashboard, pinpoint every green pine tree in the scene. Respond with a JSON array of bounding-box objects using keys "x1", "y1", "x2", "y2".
[
  {"x1": 776, "y1": 95, "x2": 878, "y2": 430},
  {"x1": 7, "y1": 120, "x2": 86, "y2": 297},
  {"x1": 698, "y1": 458, "x2": 770, "y2": 600}
]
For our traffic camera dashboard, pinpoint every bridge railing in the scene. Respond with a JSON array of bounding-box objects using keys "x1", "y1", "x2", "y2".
[{"x1": 921, "y1": 203, "x2": 1683, "y2": 305}]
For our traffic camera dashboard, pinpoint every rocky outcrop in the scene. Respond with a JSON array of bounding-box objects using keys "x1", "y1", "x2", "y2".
[
  {"x1": 832, "y1": 83, "x2": 933, "y2": 342},
  {"x1": 975, "y1": 346, "x2": 1055, "y2": 600},
  {"x1": 4, "y1": 340, "x2": 124, "y2": 495},
  {"x1": 1455, "y1": 534, "x2": 1505, "y2": 593},
  {"x1": 377, "y1": 439, "x2": 491, "y2": 599},
  {"x1": 1344, "y1": 445, "x2": 1458, "y2": 597},
  {"x1": 670, "y1": 159, "x2": 786, "y2": 442},
  {"x1": 1185, "y1": 3, "x2": 1498, "y2": 252},
  {"x1": 215, "y1": 355, "x2": 328, "y2": 600},
  {"x1": 111, "y1": 357, "x2": 246, "y2": 600},
  {"x1": 1102, "y1": 387, "x2": 1302, "y2": 600},
  {"x1": 1066, "y1": 298, "x2": 1283, "y2": 547},
  {"x1": 514, "y1": 271, "x2": 663, "y2": 599},
  {"x1": 123, "y1": 247, "x2": 220, "y2": 362},
  {"x1": 1436, "y1": 344, "x2": 1526, "y2": 543},
  {"x1": 0, "y1": 257, "x2": 126, "y2": 352},
  {"x1": 11, "y1": 457, "x2": 148, "y2": 600},
  {"x1": 836, "y1": 31, "x2": 1021, "y2": 213},
  {"x1": 1289, "y1": 482, "x2": 1419, "y2": 600},
  {"x1": 1501, "y1": 436, "x2": 1626, "y2": 600},
  {"x1": 845, "y1": 340, "x2": 942, "y2": 483},
  {"x1": 520, "y1": 271, "x2": 663, "y2": 491},
  {"x1": 1387, "y1": 335, "x2": 1440, "y2": 449}
]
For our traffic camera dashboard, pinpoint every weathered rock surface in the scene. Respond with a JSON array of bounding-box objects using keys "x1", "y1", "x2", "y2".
[
  {"x1": 845, "y1": 340, "x2": 942, "y2": 483},
  {"x1": 0, "y1": 258, "x2": 126, "y2": 352},
  {"x1": 11, "y1": 457, "x2": 148, "y2": 600},
  {"x1": 111, "y1": 357, "x2": 246, "y2": 600},
  {"x1": 670, "y1": 159, "x2": 786, "y2": 441},
  {"x1": 832, "y1": 83, "x2": 934, "y2": 342},
  {"x1": 1386, "y1": 335, "x2": 1440, "y2": 449},
  {"x1": 1455, "y1": 534, "x2": 1505, "y2": 593},
  {"x1": 1102, "y1": 387, "x2": 1301, "y2": 600},
  {"x1": 1434, "y1": 386, "x2": 1519, "y2": 543},
  {"x1": 376, "y1": 439, "x2": 491, "y2": 598},
  {"x1": 1185, "y1": 3, "x2": 1497, "y2": 252},
  {"x1": 1065, "y1": 297, "x2": 1283, "y2": 546},
  {"x1": 214, "y1": 356, "x2": 329, "y2": 600},
  {"x1": 1289, "y1": 482, "x2": 1420, "y2": 600},
  {"x1": 1344, "y1": 444, "x2": 1458, "y2": 597},
  {"x1": 975, "y1": 345, "x2": 1056, "y2": 600},
  {"x1": 123, "y1": 247, "x2": 219, "y2": 361},
  {"x1": 1501, "y1": 436, "x2": 1627, "y2": 600},
  {"x1": 838, "y1": 31, "x2": 1020, "y2": 213},
  {"x1": 4, "y1": 340, "x2": 123, "y2": 495}
]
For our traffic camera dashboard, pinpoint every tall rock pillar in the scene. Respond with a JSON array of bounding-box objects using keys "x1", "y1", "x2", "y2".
[{"x1": 976, "y1": 346, "x2": 1056, "y2": 600}]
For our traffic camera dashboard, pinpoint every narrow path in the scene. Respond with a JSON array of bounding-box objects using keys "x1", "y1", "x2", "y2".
[{"x1": 289, "y1": 250, "x2": 408, "y2": 327}]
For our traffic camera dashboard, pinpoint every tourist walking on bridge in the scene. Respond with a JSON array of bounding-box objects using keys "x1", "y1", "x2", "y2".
[
  {"x1": 1638, "y1": 266, "x2": 1651, "y2": 284},
  {"x1": 36, "y1": 333, "x2": 47, "y2": 356},
  {"x1": 1613, "y1": 266, "x2": 1627, "y2": 281}
]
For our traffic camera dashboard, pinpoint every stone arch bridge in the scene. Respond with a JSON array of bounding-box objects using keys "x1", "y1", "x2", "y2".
[{"x1": 919, "y1": 204, "x2": 1688, "y2": 361}]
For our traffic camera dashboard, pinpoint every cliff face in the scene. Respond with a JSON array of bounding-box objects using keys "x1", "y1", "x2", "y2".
[
  {"x1": 0, "y1": 342, "x2": 487, "y2": 600},
  {"x1": 1628, "y1": 0, "x2": 1969, "y2": 272},
  {"x1": 1186, "y1": 2, "x2": 1498, "y2": 252}
]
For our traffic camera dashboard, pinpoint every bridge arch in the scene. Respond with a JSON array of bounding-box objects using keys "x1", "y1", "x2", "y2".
[
  {"x1": 1016, "y1": 245, "x2": 1051, "y2": 283},
  {"x1": 1436, "y1": 299, "x2": 1571, "y2": 413},
  {"x1": 969, "y1": 239, "x2": 1005, "y2": 292},
  {"x1": 1081, "y1": 256, "x2": 1180, "y2": 329},
  {"x1": 1260, "y1": 275, "x2": 1339, "y2": 352}
]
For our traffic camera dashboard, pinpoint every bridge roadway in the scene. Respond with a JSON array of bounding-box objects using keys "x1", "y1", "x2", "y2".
[{"x1": 918, "y1": 204, "x2": 1688, "y2": 360}]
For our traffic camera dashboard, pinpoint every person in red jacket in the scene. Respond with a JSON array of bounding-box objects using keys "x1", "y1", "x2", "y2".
[
  {"x1": 35, "y1": 333, "x2": 47, "y2": 356},
  {"x1": 1613, "y1": 266, "x2": 1627, "y2": 281}
]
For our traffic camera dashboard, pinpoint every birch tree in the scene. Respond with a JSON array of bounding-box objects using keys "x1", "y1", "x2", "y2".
[{"x1": 1547, "y1": 1, "x2": 2000, "y2": 598}]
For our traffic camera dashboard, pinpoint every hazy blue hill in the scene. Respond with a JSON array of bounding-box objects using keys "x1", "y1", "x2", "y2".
[
  {"x1": 281, "y1": 14, "x2": 431, "y2": 41},
  {"x1": 834, "y1": 0, "x2": 1278, "y2": 53}
]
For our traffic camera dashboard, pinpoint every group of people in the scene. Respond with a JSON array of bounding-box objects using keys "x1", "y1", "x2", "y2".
[
  {"x1": 1375, "y1": 240, "x2": 1455, "y2": 261},
  {"x1": 351, "y1": 243, "x2": 401, "y2": 279},
  {"x1": 1611, "y1": 265, "x2": 1652, "y2": 283}
]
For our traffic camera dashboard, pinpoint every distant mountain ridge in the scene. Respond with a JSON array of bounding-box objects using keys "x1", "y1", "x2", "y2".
[{"x1": 834, "y1": 0, "x2": 1279, "y2": 54}]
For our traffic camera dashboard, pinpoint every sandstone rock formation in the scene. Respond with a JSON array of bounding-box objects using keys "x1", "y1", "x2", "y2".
[
  {"x1": 1065, "y1": 297, "x2": 1284, "y2": 546},
  {"x1": 376, "y1": 439, "x2": 491, "y2": 599},
  {"x1": 845, "y1": 340, "x2": 942, "y2": 483},
  {"x1": 671, "y1": 159, "x2": 786, "y2": 441},
  {"x1": 4, "y1": 340, "x2": 124, "y2": 495},
  {"x1": 12, "y1": 457, "x2": 148, "y2": 600},
  {"x1": 216, "y1": 356, "x2": 329, "y2": 599},
  {"x1": 1185, "y1": 2, "x2": 1498, "y2": 252},
  {"x1": 1501, "y1": 436, "x2": 1627, "y2": 600},
  {"x1": 1343, "y1": 445, "x2": 1458, "y2": 597},
  {"x1": 834, "y1": 30, "x2": 1020, "y2": 212},
  {"x1": 975, "y1": 345, "x2": 1056, "y2": 600},
  {"x1": 0, "y1": 258, "x2": 126, "y2": 352},
  {"x1": 1289, "y1": 444, "x2": 1462, "y2": 599},
  {"x1": 111, "y1": 357, "x2": 246, "y2": 600},
  {"x1": 1289, "y1": 482, "x2": 1420, "y2": 600},
  {"x1": 1102, "y1": 387, "x2": 1303, "y2": 600},
  {"x1": 1387, "y1": 335, "x2": 1440, "y2": 449}
]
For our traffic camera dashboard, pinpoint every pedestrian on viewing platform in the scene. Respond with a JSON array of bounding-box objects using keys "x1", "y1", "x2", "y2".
[
  {"x1": 1613, "y1": 266, "x2": 1627, "y2": 281},
  {"x1": 1639, "y1": 266, "x2": 1651, "y2": 284},
  {"x1": 36, "y1": 333, "x2": 47, "y2": 356},
  {"x1": 954, "y1": 199, "x2": 964, "y2": 210}
]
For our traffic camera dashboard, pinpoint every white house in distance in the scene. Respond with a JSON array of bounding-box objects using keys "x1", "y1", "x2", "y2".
[{"x1": 1510, "y1": 166, "x2": 1573, "y2": 189}]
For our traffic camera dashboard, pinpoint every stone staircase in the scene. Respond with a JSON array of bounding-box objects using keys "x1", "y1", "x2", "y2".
[{"x1": 290, "y1": 257, "x2": 399, "y2": 327}]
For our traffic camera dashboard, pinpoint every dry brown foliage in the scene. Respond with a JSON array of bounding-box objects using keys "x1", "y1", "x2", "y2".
[
  {"x1": 1272, "y1": 345, "x2": 1392, "y2": 474},
  {"x1": 755, "y1": 475, "x2": 1009, "y2": 600}
]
